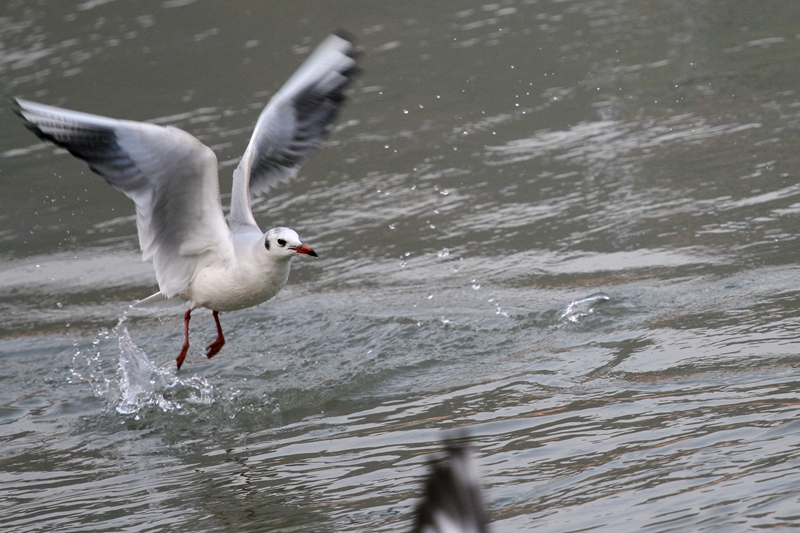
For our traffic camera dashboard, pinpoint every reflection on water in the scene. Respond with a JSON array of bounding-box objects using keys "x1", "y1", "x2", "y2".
[
  {"x1": 486, "y1": 117, "x2": 762, "y2": 169},
  {"x1": 3, "y1": 0, "x2": 800, "y2": 532}
]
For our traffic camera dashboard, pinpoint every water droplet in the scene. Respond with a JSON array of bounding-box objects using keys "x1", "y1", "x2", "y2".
[
  {"x1": 389, "y1": 223, "x2": 396, "y2": 230},
  {"x1": 403, "y1": 109, "x2": 409, "y2": 114},
  {"x1": 56, "y1": 302, "x2": 63, "y2": 308},
  {"x1": 472, "y1": 280, "x2": 481, "y2": 290},
  {"x1": 437, "y1": 248, "x2": 450, "y2": 258},
  {"x1": 427, "y1": 294, "x2": 433, "y2": 299}
]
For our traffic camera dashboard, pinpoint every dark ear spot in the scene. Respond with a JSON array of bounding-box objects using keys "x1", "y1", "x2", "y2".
[
  {"x1": 277, "y1": 238, "x2": 287, "y2": 247},
  {"x1": 265, "y1": 239, "x2": 270, "y2": 250}
]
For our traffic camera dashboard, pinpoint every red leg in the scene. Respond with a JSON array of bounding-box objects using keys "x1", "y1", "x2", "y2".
[
  {"x1": 176, "y1": 309, "x2": 192, "y2": 370},
  {"x1": 205, "y1": 310, "x2": 225, "y2": 358}
]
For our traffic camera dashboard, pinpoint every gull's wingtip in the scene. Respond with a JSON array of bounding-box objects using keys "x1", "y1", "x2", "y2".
[
  {"x1": 12, "y1": 97, "x2": 50, "y2": 140},
  {"x1": 323, "y1": 30, "x2": 363, "y2": 64},
  {"x1": 331, "y1": 29, "x2": 357, "y2": 48},
  {"x1": 327, "y1": 30, "x2": 363, "y2": 91},
  {"x1": 11, "y1": 97, "x2": 31, "y2": 120},
  {"x1": 11, "y1": 97, "x2": 51, "y2": 116}
]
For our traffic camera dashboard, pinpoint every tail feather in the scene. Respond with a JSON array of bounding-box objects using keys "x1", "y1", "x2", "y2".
[{"x1": 130, "y1": 291, "x2": 186, "y2": 311}]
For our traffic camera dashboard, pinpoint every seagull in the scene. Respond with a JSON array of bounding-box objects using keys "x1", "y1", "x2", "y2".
[
  {"x1": 413, "y1": 434, "x2": 490, "y2": 533},
  {"x1": 14, "y1": 33, "x2": 359, "y2": 370}
]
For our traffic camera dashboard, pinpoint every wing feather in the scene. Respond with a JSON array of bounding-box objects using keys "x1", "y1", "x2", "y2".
[
  {"x1": 14, "y1": 99, "x2": 232, "y2": 298},
  {"x1": 229, "y1": 33, "x2": 359, "y2": 228}
]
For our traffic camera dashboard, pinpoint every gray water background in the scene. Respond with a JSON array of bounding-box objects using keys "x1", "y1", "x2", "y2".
[{"x1": 2, "y1": 1, "x2": 800, "y2": 531}]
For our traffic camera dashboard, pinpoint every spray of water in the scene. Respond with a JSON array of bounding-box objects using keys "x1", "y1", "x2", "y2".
[
  {"x1": 559, "y1": 292, "x2": 612, "y2": 324},
  {"x1": 71, "y1": 314, "x2": 214, "y2": 415}
]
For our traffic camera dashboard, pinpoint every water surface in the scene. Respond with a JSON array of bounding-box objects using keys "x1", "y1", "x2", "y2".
[{"x1": 2, "y1": 1, "x2": 800, "y2": 531}]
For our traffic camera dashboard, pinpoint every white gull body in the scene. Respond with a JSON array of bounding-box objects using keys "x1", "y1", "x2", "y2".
[{"x1": 15, "y1": 33, "x2": 358, "y2": 369}]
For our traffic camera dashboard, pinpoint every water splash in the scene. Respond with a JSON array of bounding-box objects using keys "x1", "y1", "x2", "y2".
[
  {"x1": 559, "y1": 292, "x2": 612, "y2": 324},
  {"x1": 71, "y1": 314, "x2": 214, "y2": 415},
  {"x1": 70, "y1": 328, "x2": 114, "y2": 399}
]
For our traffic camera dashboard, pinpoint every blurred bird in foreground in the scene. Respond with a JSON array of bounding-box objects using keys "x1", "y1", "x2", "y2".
[{"x1": 413, "y1": 433, "x2": 490, "y2": 533}]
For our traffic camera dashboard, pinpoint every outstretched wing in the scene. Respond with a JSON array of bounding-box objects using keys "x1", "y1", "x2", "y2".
[
  {"x1": 229, "y1": 33, "x2": 359, "y2": 228},
  {"x1": 14, "y1": 99, "x2": 233, "y2": 298}
]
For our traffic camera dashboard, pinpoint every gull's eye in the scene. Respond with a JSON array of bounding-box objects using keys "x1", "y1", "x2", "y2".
[{"x1": 277, "y1": 238, "x2": 287, "y2": 247}]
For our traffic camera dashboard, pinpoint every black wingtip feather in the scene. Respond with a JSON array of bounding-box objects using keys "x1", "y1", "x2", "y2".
[
  {"x1": 12, "y1": 98, "x2": 139, "y2": 183},
  {"x1": 12, "y1": 98, "x2": 47, "y2": 141},
  {"x1": 10, "y1": 97, "x2": 22, "y2": 116}
]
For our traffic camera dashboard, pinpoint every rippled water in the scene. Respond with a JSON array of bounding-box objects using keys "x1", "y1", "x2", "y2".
[{"x1": 3, "y1": 1, "x2": 800, "y2": 531}]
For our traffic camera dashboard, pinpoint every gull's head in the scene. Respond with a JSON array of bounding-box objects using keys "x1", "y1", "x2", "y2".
[{"x1": 264, "y1": 227, "x2": 318, "y2": 259}]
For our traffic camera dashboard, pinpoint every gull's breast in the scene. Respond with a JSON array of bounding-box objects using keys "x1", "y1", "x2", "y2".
[{"x1": 185, "y1": 258, "x2": 291, "y2": 312}]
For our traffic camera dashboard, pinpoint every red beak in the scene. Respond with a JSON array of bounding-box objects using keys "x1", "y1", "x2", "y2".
[{"x1": 290, "y1": 244, "x2": 318, "y2": 257}]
